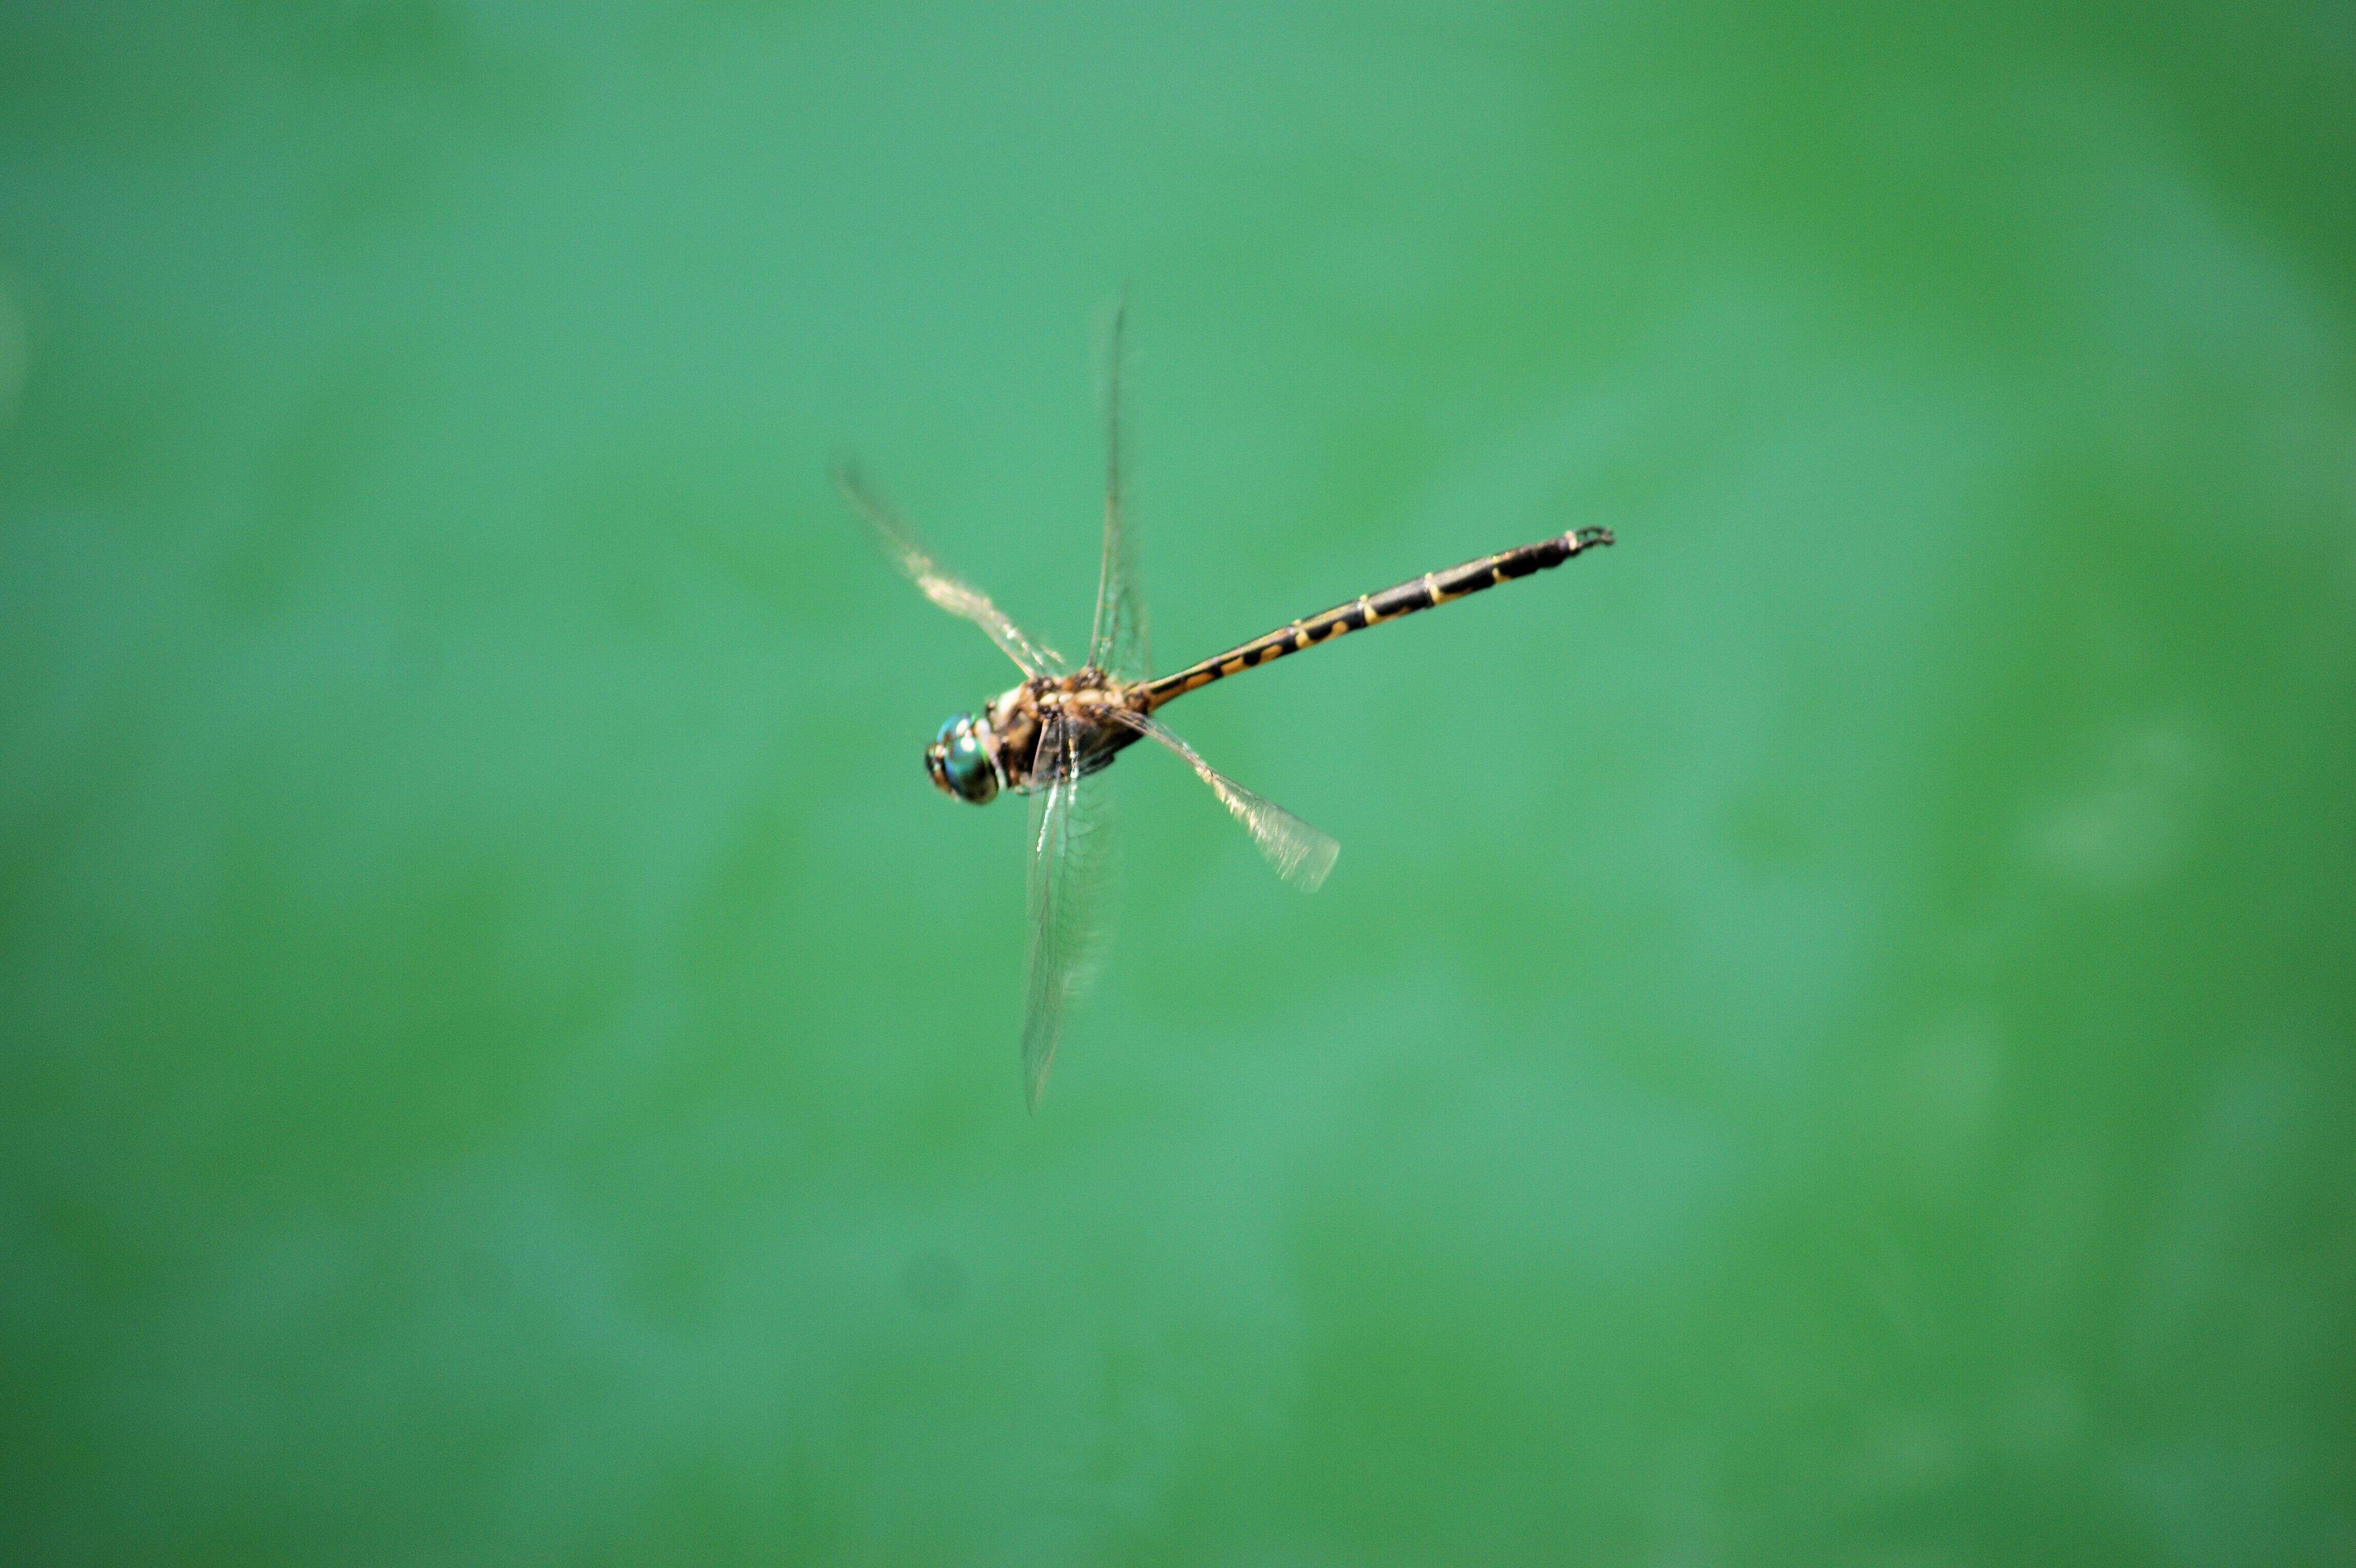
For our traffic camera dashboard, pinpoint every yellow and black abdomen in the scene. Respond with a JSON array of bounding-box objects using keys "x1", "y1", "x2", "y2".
[{"x1": 1142, "y1": 526, "x2": 1612, "y2": 709}]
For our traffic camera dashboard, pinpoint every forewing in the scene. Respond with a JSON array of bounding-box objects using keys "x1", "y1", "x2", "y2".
[
  {"x1": 1087, "y1": 296, "x2": 1150, "y2": 679},
  {"x1": 1111, "y1": 710, "x2": 1338, "y2": 891},
  {"x1": 834, "y1": 458, "x2": 1066, "y2": 677},
  {"x1": 1020, "y1": 717, "x2": 1115, "y2": 1111}
]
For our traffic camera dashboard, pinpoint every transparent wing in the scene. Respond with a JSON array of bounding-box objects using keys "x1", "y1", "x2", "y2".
[
  {"x1": 1110, "y1": 710, "x2": 1338, "y2": 890},
  {"x1": 834, "y1": 457, "x2": 1066, "y2": 677},
  {"x1": 1087, "y1": 295, "x2": 1150, "y2": 679},
  {"x1": 1021, "y1": 716, "x2": 1116, "y2": 1111}
]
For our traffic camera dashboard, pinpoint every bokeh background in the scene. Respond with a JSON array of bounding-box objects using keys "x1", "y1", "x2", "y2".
[{"x1": 5, "y1": 3, "x2": 2352, "y2": 1563}]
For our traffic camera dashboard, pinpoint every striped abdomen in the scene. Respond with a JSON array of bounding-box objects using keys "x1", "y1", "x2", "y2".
[{"x1": 1141, "y1": 526, "x2": 1613, "y2": 710}]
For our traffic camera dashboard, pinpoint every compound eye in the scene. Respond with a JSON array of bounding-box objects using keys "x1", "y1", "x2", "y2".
[{"x1": 931, "y1": 715, "x2": 998, "y2": 803}]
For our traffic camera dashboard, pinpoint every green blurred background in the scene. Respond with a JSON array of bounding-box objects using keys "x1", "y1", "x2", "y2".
[{"x1": 4, "y1": 3, "x2": 2352, "y2": 1562}]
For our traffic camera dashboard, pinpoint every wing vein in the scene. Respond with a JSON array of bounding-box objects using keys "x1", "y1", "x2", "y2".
[
  {"x1": 835, "y1": 458, "x2": 1065, "y2": 677},
  {"x1": 1109, "y1": 709, "x2": 1338, "y2": 890}
]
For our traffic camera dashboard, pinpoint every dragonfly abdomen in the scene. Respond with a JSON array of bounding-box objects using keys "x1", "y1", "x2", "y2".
[{"x1": 1143, "y1": 525, "x2": 1613, "y2": 709}]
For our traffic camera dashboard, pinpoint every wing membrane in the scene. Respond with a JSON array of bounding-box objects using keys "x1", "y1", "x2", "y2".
[
  {"x1": 1110, "y1": 710, "x2": 1338, "y2": 890},
  {"x1": 1020, "y1": 716, "x2": 1115, "y2": 1111},
  {"x1": 834, "y1": 458, "x2": 1066, "y2": 677},
  {"x1": 1087, "y1": 296, "x2": 1149, "y2": 679}
]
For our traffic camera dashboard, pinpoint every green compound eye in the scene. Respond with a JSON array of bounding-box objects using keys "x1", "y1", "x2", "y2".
[{"x1": 927, "y1": 714, "x2": 998, "y2": 803}]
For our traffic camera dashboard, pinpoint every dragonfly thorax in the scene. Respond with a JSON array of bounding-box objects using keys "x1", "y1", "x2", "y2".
[{"x1": 925, "y1": 676, "x2": 1153, "y2": 808}]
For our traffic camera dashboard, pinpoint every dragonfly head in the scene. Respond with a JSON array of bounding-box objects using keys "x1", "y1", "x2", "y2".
[{"x1": 925, "y1": 712, "x2": 1002, "y2": 805}]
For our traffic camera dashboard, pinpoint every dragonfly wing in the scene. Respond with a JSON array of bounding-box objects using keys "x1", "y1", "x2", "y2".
[
  {"x1": 1110, "y1": 710, "x2": 1338, "y2": 891},
  {"x1": 1087, "y1": 295, "x2": 1150, "y2": 680},
  {"x1": 834, "y1": 457, "x2": 1066, "y2": 677},
  {"x1": 1020, "y1": 715, "x2": 1115, "y2": 1111}
]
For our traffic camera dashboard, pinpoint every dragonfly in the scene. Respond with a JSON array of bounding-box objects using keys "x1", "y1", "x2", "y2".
[{"x1": 841, "y1": 306, "x2": 1613, "y2": 1110}]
